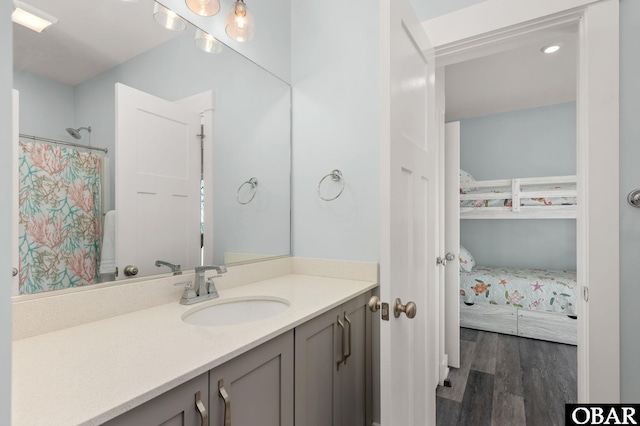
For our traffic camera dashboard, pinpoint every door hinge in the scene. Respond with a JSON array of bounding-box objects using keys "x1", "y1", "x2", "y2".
[{"x1": 583, "y1": 286, "x2": 589, "y2": 302}]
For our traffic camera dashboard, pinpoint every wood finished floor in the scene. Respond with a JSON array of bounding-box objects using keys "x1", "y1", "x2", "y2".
[{"x1": 436, "y1": 328, "x2": 577, "y2": 426}]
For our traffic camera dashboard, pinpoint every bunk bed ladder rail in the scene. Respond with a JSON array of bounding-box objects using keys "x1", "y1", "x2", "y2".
[{"x1": 512, "y1": 179, "x2": 521, "y2": 213}]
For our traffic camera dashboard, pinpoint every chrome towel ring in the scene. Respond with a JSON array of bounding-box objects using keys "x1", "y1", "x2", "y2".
[
  {"x1": 237, "y1": 177, "x2": 258, "y2": 205},
  {"x1": 318, "y1": 169, "x2": 345, "y2": 201}
]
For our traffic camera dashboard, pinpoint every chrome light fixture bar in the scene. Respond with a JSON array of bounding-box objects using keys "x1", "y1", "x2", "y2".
[{"x1": 12, "y1": 0, "x2": 58, "y2": 33}]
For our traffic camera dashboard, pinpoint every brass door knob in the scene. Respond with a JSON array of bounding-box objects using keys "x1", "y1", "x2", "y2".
[
  {"x1": 368, "y1": 296, "x2": 381, "y2": 312},
  {"x1": 394, "y1": 298, "x2": 417, "y2": 319},
  {"x1": 124, "y1": 265, "x2": 139, "y2": 276}
]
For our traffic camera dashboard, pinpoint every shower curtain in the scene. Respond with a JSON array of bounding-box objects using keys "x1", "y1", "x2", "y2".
[{"x1": 18, "y1": 141, "x2": 102, "y2": 294}]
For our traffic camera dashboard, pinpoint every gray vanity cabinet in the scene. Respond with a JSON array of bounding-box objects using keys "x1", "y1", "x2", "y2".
[
  {"x1": 294, "y1": 292, "x2": 371, "y2": 426},
  {"x1": 208, "y1": 330, "x2": 294, "y2": 426},
  {"x1": 104, "y1": 293, "x2": 371, "y2": 426},
  {"x1": 103, "y1": 373, "x2": 209, "y2": 426}
]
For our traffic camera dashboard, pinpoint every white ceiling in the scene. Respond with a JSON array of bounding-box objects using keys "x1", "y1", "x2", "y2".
[
  {"x1": 13, "y1": 0, "x2": 183, "y2": 86},
  {"x1": 444, "y1": 31, "x2": 578, "y2": 121}
]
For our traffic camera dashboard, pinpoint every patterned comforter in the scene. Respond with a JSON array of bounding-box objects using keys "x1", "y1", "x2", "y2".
[{"x1": 460, "y1": 266, "x2": 577, "y2": 316}]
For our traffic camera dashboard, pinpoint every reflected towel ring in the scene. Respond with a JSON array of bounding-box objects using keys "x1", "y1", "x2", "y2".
[
  {"x1": 237, "y1": 177, "x2": 259, "y2": 205},
  {"x1": 628, "y1": 189, "x2": 640, "y2": 207},
  {"x1": 318, "y1": 169, "x2": 345, "y2": 201}
]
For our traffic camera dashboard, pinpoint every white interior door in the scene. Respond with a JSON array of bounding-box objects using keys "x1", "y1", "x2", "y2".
[
  {"x1": 11, "y1": 89, "x2": 19, "y2": 295},
  {"x1": 380, "y1": 0, "x2": 437, "y2": 423},
  {"x1": 444, "y1": 121, "x2": 460, "y2": 368},
  {"x1": 115, "y1": 83, "x2": 201, "y2": 279}
]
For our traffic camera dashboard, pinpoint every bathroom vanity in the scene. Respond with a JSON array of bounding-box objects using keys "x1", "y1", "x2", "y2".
[{"x1": 11, "y1": 258, "x2": 377, "y2": 425}]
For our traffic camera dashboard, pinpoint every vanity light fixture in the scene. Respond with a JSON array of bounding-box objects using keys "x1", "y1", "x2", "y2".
[
  {"x1": 541, "y1": 43, "x2": 561, "y2": 54},
  {"x1": 225, "y1": 0, "x2": 255, "y2": 42},
  {"x1": 195, "y1": 28, "x2": 223, "y2": 53},
  {"x1": 12, "y1": 1, "x2": 58, "y2": 33},
  {"x1": 186, "y1": 0, "x2": 220, "y2": 17},
  {"x1": 153, "y1": 2, "x2": 187, "y2": 32}
]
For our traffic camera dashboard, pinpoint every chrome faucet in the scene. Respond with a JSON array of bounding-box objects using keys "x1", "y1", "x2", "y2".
[
  {"x1": 155, "y1": 260, "x2": 182, "y2": 275},
  {"x1": 180, "y1": 265, "x2": 227, "y2": 305}
]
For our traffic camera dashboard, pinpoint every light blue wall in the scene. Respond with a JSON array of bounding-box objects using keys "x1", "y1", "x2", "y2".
[
  {"x1": 72, "y1": 30, "x2": 291, "y2": 263},
  {"x1": 460, "y1": 103, "x2": 576, "y2": 179},
  {"x1": 0, "y1": 1, "x2": 11, "y2": 422},
  {"x1": 619, "y1": 0, "x2": 640, "y2": 404},
  {"x1": 459, "y1": 103, "x2": 577, "y2": 270},
  {"x1": 291, "y1": 0, "x2": 380, "y2": 262},
  {"x1": 13, "y1": 71, "x2": 75, "y2": 141}
]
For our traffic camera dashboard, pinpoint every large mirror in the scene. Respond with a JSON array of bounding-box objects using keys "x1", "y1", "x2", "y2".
[{"x1": 13, "y1": 0, "x2": 291, "y2": 295}]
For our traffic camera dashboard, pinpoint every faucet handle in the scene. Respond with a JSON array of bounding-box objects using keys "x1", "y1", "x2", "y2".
[
  {"x1": 195, "y1": 265, "x2": 227, "y2": 274},
  {"x1": 179, "y1": 281, "x2": 197, "y2": 303}
]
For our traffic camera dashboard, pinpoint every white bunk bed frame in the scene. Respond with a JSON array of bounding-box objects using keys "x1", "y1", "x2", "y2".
[
  {"x1": 459, "y1": 174, "x2": 578, "y2": 344},
  {"x1": 459, "y1": 301, "x2": 578, "y2": 345},
  {"x1": 460, "y1": 175, "x2": 577, "y2": 219}
]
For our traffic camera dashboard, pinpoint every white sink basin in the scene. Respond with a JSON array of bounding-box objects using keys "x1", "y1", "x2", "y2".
[{"x1": 182, "y1": 297, "x2": 290, "y2": 326}]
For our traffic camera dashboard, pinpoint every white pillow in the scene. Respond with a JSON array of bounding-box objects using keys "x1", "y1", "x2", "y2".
[
  {"x1": 459, "y1": 169, "x2": 476, "y2": 193},
  {"x1": 459, "y1": 245, "x2": 475, "y2": 272}
]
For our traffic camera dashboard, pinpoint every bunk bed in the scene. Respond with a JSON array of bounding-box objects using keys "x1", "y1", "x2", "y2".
[
  {"x1": 460, "y1": 174, "x2": 577, "y2": 219},
  {"x1": 457, "y1": 171, "x2": 578, "y2": 345}
]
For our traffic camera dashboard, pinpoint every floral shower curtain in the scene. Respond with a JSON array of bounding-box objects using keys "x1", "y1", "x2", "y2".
[{"x1": 18, "y1": 141, "x2": 102, "y2": 294}]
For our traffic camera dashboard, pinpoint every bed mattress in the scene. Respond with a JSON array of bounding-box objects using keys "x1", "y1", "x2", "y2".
[{"x1": 459, "y1": 266, "x2": 578, "y2": 316}]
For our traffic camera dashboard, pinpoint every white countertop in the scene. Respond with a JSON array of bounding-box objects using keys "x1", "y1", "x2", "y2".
[{"x1": 12, "y1": 274, "x2": 377, "y2": 426}]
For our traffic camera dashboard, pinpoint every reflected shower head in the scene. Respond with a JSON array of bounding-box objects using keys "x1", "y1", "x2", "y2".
[{"x1": 66, "y1": 126, "x2": 91, "y2": 139}]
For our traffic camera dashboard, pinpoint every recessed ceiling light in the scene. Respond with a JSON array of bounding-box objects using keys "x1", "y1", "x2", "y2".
[
  {"x1": 541, "y1": 44, "x2": 561, "y2": 54},
  {"x1": 12, "y1": 1, "x2": 58, "y2": 33}
]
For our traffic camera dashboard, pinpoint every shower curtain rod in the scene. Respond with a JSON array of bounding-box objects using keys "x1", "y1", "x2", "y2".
[{"x1": 19, "y1": 133, "x2": 108, "y2": 153}]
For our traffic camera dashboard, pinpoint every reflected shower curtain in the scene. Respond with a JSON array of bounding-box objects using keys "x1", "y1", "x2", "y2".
[{"x1": 18, "y1": 141, "x2": 102, "y2": 294}]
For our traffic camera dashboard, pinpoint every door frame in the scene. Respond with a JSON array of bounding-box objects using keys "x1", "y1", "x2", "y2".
[{"x1": 424, "y1": 0, "x2": 619, "y2": 402}]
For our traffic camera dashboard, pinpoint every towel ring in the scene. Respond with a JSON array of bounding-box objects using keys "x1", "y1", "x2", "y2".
[
  {"x1": 318, "y1": 169, "x2": 345, "y2": 201},
  {"x1": 628, "y1": 189, "x2": 640, "y2": 207},
  {"x1": 237, "y1": 177, "x2": 258, "y2": 205}
]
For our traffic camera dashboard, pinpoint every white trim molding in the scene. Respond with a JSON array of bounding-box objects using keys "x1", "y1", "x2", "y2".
[{"x1": 425, "y1": 0, "x2": 620, "y2": 403}]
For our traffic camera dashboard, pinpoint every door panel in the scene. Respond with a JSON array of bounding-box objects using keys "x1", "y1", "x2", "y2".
[
  {"x1": 115, "y1": 83, "x2": 201, "y2": 279},
  {"x1": 380, "y1": 0, "x2": 437, "y2": 423}
]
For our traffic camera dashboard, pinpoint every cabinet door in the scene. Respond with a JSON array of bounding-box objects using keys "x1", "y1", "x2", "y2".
[
  {"x1": 340, "y1": 293, "x2": 371, "y2": 426},
  {"x1": 209, "y1": 331, "x2": 294, "y2": 426},
  {"x1": 104, "y1": 373, "x2": 208, "y2": 426},
  {"x1": 294, "y1": 306, "x2": 343, "y2": 426}
]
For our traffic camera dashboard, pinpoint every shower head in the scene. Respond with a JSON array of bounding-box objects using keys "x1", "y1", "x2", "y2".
[{"x1": 66, "y1": 126, "x2": 92, "y2": 139}]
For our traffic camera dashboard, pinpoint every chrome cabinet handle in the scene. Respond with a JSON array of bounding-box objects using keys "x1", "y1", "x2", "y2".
[
  {"x1": 343, "y1": 312, "x2": 352, "y2": 364},
  {"x1": 394, "y1": 298, "x2": 417, "y2": 319},
  {"x1": 218, "y1": 379, "x2": 231, "y2": 426},
  {"x1": 336, "y1": 315, "x2": 344, "y2": 371},
  {"x1": 195, "y1": 390, "x2": 208, "y2": 426}
]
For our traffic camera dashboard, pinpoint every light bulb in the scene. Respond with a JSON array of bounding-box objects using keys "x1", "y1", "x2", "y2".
[
  {"x1": 153, "y1": 2, "x2": 187, "y2": 31},
  {"x1": 195, "y1": 28, "x2": 223, "y2": 53},
  {"x1": 225, "y1": 0, "x2": 254, "y2": 42},
  {"x1": 186, "y1": 0, "x2": 220, "y2": 17},
  {"x1": 541, "y1": 44, "x2": 561, "y2": 54}
]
